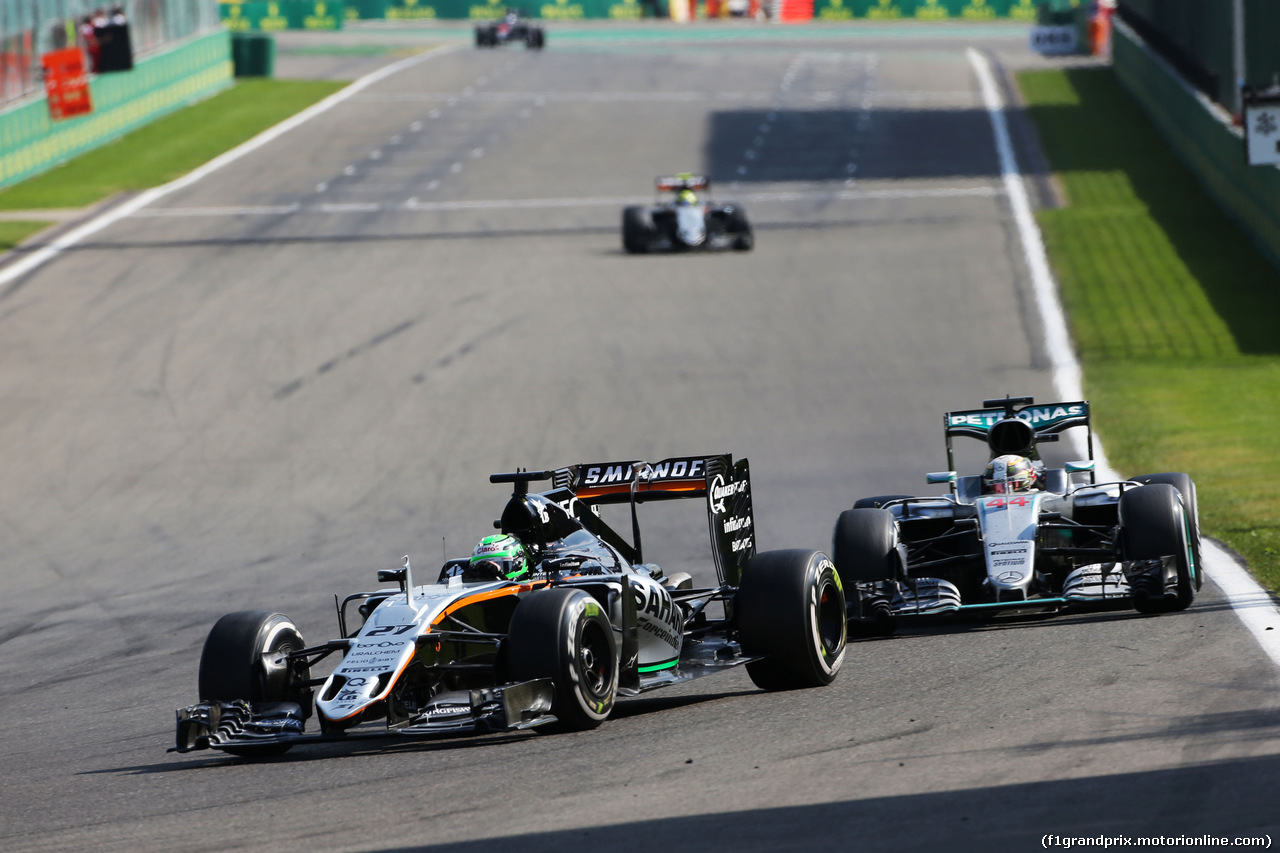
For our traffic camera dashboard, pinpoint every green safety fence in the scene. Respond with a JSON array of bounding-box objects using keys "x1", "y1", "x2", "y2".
[
  {"x1": 1118, "y1": 0, "x2": 1280, "y2": 109},
  {"x1": 0, "y1": 29, "x2": 233, "y2": 190},
  {"x1": 220, "y1": 1, "x2": 345, "y2": 30},
  {"x1": 2, "y1": 0, "x2": 223, "y2": 108}
]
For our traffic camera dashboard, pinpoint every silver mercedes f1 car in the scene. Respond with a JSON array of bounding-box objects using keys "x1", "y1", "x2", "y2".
[
  {"x1": 174, "y1": 454, "x2": 846, "y2": 756},
  {"x1": 622, "y1": 174, "x2": 753, "y2": 253},
  {"x1": 834, "y1": 396, "x2": 1201, "y2": 635}
]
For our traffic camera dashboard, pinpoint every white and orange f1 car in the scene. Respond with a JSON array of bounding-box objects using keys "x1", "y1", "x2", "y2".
[{"x1": 174, "y1": 455, "x2": 845, "y2": 757}]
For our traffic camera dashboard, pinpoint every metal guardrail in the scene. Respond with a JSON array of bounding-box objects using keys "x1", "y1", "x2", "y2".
[{"x1": 1, "y1": 0, "x2": 220, "y2": 108}]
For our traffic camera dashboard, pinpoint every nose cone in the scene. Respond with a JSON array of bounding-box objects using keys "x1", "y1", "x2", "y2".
[{"x1": 676, "y1": 206, "x2": 706, "y2": 246}]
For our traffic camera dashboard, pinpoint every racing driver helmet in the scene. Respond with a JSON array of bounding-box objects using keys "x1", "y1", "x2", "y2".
[
  {"x1": 677, "y1": 189, "x2": 698, "y2": 206},
  {"x1": 982, "y1": 454, "x2": 1037, "y2": 494},
  {"x1": 468, "y1": 533, "x2": 530, "y2": 581}
]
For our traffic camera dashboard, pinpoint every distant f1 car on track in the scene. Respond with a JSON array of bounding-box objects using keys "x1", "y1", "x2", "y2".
[
  {"x1": 622, "y1": 174, "x2": 753, "y2": 253},
  {"x1": 475, "y1": 9, "x2": 544, "y2": 49},
  {"x1": 834, "y1": 396, "x2": 1202, "y2": 635},
  {"x1": 174, "y1": 455, "x2": 846, "y2": 757}
]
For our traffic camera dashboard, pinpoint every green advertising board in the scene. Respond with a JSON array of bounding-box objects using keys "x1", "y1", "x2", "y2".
[
  {"x1": 355, "y1": 0, "x2": 1068, "y2": 19},
  {"x1": 813, "y1": 0, "x2": 1063, "y2": 21},
  {"x1": 347, "y1": 0, "x2": 655, "y2": 19},
  {"x1": 219, "y1": 1, "x2": 344, "y2": 30}
]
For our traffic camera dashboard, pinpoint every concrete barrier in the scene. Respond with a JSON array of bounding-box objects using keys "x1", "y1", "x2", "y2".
[{"x1": 1112, "y1": 19, "x2": 1280, "y2": 273}]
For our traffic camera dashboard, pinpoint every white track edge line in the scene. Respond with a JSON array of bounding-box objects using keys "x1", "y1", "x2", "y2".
[
  {"x1": 967, "y1": 46, "x2": 1280, "y2": 665},
  {"x1": 0, "y1": 43, "x2": 461, "y2": 289}
]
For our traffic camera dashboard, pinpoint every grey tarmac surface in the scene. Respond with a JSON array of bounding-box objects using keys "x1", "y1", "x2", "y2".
[{"x1": 0, "y1": 21, "x2": 1277, "y2": 853}]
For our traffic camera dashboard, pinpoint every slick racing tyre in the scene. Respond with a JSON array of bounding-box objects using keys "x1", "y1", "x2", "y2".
[
  {"x1": 508, "y1": 588, "x2": 618, "y2": 730},
  {"x1": 1120, "y1": 484, "x2": 1197, "y2": 614},
  {"x1": 736, "y1": 550, "x2": 846, "y2": 691},
  {"x1": 526, "y1": 27, "x2": 545, "y2": 49},
  {"x1": 1132, "y1": 473, "x2": 1202, "y2": 590},
  {"x1": 833, "y1": 508, "x2": 901, "y2": 584},
  {"x1": 198, "y1": 611, "x2": 310, "y2": 756},
  {"x1": 622, "y1": 206, "x2": 655, "y2": 254},
  {"x1": 833, "y1": 509, "x2": 901, "y2": 637},
  {"x1": 722, "y1": 205, "x2": 753, "y2": 251}
]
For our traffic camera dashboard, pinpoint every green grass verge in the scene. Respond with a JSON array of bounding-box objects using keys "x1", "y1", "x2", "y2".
[
  {"x1": 0, "y1": 78, "x2": 346, "y2": 211},
  {"x1": 1018, "y1": 67, "x2": 1280, "y2": 590},
  {"x1": 0, "y1": 221, "x2": 54, "y2": 251}
]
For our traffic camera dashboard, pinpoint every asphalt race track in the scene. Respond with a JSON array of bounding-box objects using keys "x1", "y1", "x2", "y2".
[{"x1": 1, "y1": 21, "x2": 1278, "y2": 853}]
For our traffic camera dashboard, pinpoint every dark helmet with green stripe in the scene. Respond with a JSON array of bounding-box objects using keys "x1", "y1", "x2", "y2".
[{"x1": 469, "y1": 533, "x2": 531, "y2": 581}]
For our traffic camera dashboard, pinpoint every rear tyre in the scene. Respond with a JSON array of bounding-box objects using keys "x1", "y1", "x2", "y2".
[
  {"x1": 722, "y1": 205, "x2": 753, "y2": 250},
  {"x1": 737, "y1": 550, "x2": 846, "y2": 691},
  {"x1": 622, "y1": 206, "x2": 655, "y2": 254},
  {"x1": 1120, "y1": 484, "x2": 1196, "y2": 614},
  {"x1": 1132, "y1": 473, "x2": 1202, "y2": 590},
  {"x1": 198, "y1": 611, "x2": 310, "y2": 756},
  {"x1": 508, "y1": 588, "x2": 618, "y2": 730}
]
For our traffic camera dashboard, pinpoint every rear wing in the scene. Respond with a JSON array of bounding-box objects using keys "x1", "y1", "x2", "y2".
[
  {"x1": 942, "y1": 397, "x2": 1095, "y2": 483},
  {"x1": 491, "y1": 455, "x2": 754, "y2": 586},
  {"x1": 656, "y1": 174, "x2": 709, "y2": 193}
]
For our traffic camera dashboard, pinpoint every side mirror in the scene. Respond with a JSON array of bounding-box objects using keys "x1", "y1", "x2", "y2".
[
  {"x1": 926, "y1": 471, "x2": 957, "y2": 484},
  {"x1": 1065, "y1": 460, "x2": 1095, "y2": 474}
]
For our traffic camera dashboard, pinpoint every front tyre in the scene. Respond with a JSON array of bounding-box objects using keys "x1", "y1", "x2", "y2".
[
  {"x1": 1132, "y1": 473, "x2": 1202, "y2": 590},
  {"x1": 1120, "y1": 484, "x2": 1196, "y2": 614},
  {"x1": 198, "y1": 610, "x2": 310, "y2": 756},
  {"x1": 622, "y1": 206, "x2": 655, "y2": 254},
  {"x1": 833, "y1": 508, "x2": 900, "y2": 584},
  {"x1": 508, "y1": 588, "x2": 618, "y2": 730},
  {"x1": 736, "y1": 550, "x2": 846, "y2": 691}
]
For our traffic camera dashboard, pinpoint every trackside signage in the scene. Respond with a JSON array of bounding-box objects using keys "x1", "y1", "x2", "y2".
[
  {"x1": 812, "y1": 0, "x2": 1043, "y2": 22},
  {"x1": 219, "y1": 1, "x2": 344, "y2": 29},
  {"x1": 339, "y1": 0, "x2": 1055, "y2": 19}
]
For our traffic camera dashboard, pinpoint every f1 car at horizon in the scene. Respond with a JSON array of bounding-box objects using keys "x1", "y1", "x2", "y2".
[
  {"x1": 474, "y1": 9, "x2": 544, "y2": 49},
  {"x1": 174, "y1": 454, "x2": 846, "y2": 757},
  {"x1": 834, "y1": 396, "x2": 1201, "y2": 634},
  {"x1": 622, "y1": 174, "x2": 753, "y2": 254}
]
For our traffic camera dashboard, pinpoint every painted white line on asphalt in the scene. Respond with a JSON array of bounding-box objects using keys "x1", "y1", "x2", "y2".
[
  {"x1": 967, "y1": 47, "x2": 1280, "y2": 663},
  {"x1": 128, "y1": 186, "x2": 1003, "y2": 219},
  {"x1": 0, "y1": 43, "x2": 461, "y2": 289},
  {"x1": 967, "y1": 49, "x2": 1080, "y2": 398}
]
